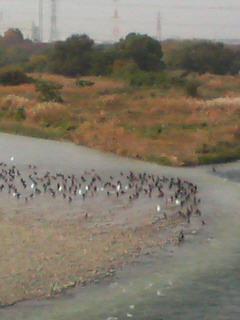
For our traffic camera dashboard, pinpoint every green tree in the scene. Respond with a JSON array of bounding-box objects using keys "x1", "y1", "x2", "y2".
[
  {"x1": 114, "y1": 33, "x2": 165, "y2": 72},
  {"x1": 166, "y1": 40, "x2": 238, "y2": 75},
  {"x1": 90, "y1": 48, "x2": 113, "y2": 75},
  {"x1": 48, "y1": 34, "x2": 94, "y2": 76},
  {"x1": 4, "y1": 46, "x2": 30, "y2": 66},
  {"x1": 27, "y1": 54, "x2": 49, "y2": 72}
]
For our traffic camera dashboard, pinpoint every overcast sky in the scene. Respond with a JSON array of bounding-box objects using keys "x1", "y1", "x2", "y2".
[{"x1": 0, "y1": 0, "x2": 240, "y2": 42}]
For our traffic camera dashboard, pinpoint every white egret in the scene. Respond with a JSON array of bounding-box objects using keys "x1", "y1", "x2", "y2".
[{"x1": 157, "y1": 290, "x2": 163, "y2": 296}]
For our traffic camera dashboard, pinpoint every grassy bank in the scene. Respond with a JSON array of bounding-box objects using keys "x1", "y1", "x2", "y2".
[{"x1": 1, "y1": 73, "x2": 240, "y2": 165}]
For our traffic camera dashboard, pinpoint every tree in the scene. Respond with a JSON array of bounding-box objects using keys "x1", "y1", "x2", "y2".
[
  {"x1": 5, "y1": 46, "x2": 29, "y2": 65},
  {"x1": 48, "y1": 34, "x2": 94, "y2": 76},
  {"x1": 114, "y1": 33, "x2": 165, "y2": 72},
  {"x1": 166, "y1": 40, "x2": 238, "y2": 75},
  {"x1": 2, "y1": 28, "x2": 24, "y2": 45},
  {"x1": 27, "y1": 54, "x2": 49, "y2": 72},
  {"x1": 90, "y1": 48, "x2": 113, "y2": 75}
]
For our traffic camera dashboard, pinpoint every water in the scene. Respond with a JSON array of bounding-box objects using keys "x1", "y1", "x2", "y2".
[{"x1": 0, "y1": 133, "x2": 240, "y2": 320}]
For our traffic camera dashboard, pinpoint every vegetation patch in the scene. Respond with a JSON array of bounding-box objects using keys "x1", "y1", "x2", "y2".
[
  {"x1": 139, "y1": 126, "x2": 163, "y2": 139},
  {"x1": 145, "y1": 154, "x2": 172, "y2": 166},
  {"x1": 197, "y1": 141, "x2": 240, "y2": 164},
  {"x1": 35, "y1": 80, "x2": 63, "y2": 103},
  {"x1": 75, "y1": 79, "x2": 95, "y2": 87},
  {"x1": 0, "y1": 67, "x2": 33, "y2": 86},
  {"x1": 0, "y1": 72, "x2": 239, "y2": 166}
]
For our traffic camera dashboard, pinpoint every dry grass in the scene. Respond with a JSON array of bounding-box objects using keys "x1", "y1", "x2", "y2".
[{"x1": 1, "y1": 73, "x2": 240, "y2": 165}]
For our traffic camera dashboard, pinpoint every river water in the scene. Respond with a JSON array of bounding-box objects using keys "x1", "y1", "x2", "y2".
[{"x1": 0, "y1": 133, "x2": 240, "y2": 320}]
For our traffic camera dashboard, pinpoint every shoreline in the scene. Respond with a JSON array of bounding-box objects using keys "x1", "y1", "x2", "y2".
[
  {"x1": 0, "y1": 123, "x2": 239, "y2": 168},
  {"x1": 0, "y1": 143, "x2": 205, "y2": 308},
  {"x1": 0, "y1": 213, "x2": 203, "y2": 308}
]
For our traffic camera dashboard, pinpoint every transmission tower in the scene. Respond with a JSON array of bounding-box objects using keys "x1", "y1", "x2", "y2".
[
  {"x1": 112, "y1": 0, "x2": 120, "y2": 41},
  {"x1": 156, "y1": 12, "x2": 162, "y2": 41},
  {"x1": 39, "y1": 0, "x2": 43, "y2": 42},
  {"x1": 31, "y1": 21, "x2": 40, "y2": 42},
  {"x1": 50, "y1": 0, "x2": 58, "y2": 42},
  {"x1": 0, "y1": 12, "x2": 3, "y2": 35}
]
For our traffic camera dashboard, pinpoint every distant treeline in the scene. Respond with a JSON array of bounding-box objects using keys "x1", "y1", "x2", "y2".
[{"x1": 1, "y1": 28, "x2": 240, "y2": 84}]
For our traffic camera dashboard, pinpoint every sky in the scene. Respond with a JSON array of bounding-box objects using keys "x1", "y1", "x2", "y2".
[{"x1": 0, "y1": 0, "x2": 240, "y2": 42}]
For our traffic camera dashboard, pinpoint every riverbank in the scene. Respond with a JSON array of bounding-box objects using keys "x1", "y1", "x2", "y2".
[
  {"x1": 0, "y1": 132, "x2": 206, "y2": 307},
  {"x1": 0, "y1": 211, "x2": 195, "y2": 307},
  {"x1": 1, "y1": 73, "x2": 240, "y2": 166},
  {"x1": 1, "y1": 133, "x2": 240, "y2": 320}
]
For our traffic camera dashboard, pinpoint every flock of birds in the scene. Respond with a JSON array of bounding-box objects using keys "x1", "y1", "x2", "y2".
[{"x1": 0, "y1": 159, "x2": 204, "y2": 236}]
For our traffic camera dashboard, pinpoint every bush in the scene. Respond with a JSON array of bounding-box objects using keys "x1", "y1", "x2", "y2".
[
  {"x1": 0, "y1": 95, "x2": 29, "y2": 120},
  {"x1": 196, "y1": 140, "x2": 240, "y2": 164},
  {"x1": 75, "y1": 79, "x2": 95, "y2": 87},
  {"x1": 35, "y1": 80, "x2": 63, "y2": 103},
  {"x1": 185, "y1": 79, "x2": 201, "y2": 97},
  {"x1": 0, "y1": 106, "x2": 26, "y2": 121},
  {"x1": 29, "y1": 102, "x2": 71, "y2": 128},
  {"x1": 140, "y1": 126, "x2": 163, "y2": 139},
  {"x1": 0, "y1": 67, "x2": 33, "y2": 86}
]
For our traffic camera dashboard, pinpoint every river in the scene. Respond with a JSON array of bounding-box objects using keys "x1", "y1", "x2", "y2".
[{"x1": 0, "y1": 132, "x2": 240, "y2": 320}]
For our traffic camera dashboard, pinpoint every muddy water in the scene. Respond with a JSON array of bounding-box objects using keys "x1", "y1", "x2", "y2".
[{"x1": 0, "y1": 133, "x2": 240, "y2": 320}]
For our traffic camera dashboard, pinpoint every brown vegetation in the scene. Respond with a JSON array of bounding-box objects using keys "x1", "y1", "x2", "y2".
[{"x1": 1, "y1": 73, "x2": 240, "y2": 165}]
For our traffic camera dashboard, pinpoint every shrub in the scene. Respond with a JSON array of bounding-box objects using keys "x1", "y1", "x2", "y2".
[
  {"x1": 181, "y1": 123, "x2": 208, "y2": 130},
  {"x1": 129, "y1": 70, "x2": 169, "y2": 88},
  {"x1": 29, "y1": 102, "x2": 71, "y2": 128},
  {"x1": 35, "y1": 80, "x2": 63, "y2": 103},
  {"x1": 75, "y1": 79, "x2": 95, "y2": 87},
  {"x1": 197, "y1": 140, "x2": 240, "y2": 164},
  {"x1": 0, "y1": 95, "x2": 30, "y2": 120},
  {"x1": 185, "y1": 79, "x2": 201, "y2": 97},
  {"x1": 0, "y1": 67, "x2": 33, "y2": 86},
  {"x1": 140, "y1": 126, "x2": 162, "y2": 139}
]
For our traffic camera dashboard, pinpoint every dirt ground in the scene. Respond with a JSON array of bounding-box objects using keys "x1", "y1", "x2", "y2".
[
  {"x1": 0, "y1": 158, "x2": 204, "y2": 307},
  {"x1": 0, "y1": 208, "x2": 200, "y2": 307}
]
